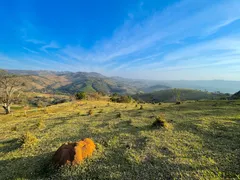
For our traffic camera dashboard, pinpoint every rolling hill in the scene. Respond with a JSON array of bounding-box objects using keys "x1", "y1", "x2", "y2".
[
  {"x1": 5, "y1": 70, "x2": 170, "y2": 94},
  {"x1": 231, "y1": 91, "x2": 240, "y2": 100},
  {"x1": 132, "y1": 89, "x2": 230, "y2": 103},
  {"x1": 4, "y1": 69, "x2": 239, "y2": 94}
]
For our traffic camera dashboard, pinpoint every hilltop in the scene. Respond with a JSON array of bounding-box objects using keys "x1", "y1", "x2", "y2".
[{"x1": 0, "y1": 99, "x2": 239, "y2": 179}]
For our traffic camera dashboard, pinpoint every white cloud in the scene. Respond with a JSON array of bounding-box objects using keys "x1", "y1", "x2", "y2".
[
  {"x1": 22, "y1": 47, "x2": 39, "y2": 54},
  {"x1": 4, "y1": 0, "x2": 240, "y2": 80},
  {"x1": 40, "y1": 41, "x2": 60, "y2": 52},
  {"x1": 25, "y1": 39, "x2": 45, "y2": 45}
]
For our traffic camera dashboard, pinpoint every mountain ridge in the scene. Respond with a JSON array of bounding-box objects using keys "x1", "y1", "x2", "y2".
[{"x1": 3, "y1": 69, "x2": 240, "y2": 94}]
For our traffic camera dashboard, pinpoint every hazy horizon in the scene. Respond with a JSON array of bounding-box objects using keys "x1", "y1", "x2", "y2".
[
  {"x1": 4, "y1": 68, "x2": 240, "y2": 82},
  {"x1": 1, "y1": 0, "x2": 240, "y2": 80}
]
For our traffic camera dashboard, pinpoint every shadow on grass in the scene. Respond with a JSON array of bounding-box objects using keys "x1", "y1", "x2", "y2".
[
  {"x1": 0, "y1": 152, "x2": 57, "y2": 180},
  {"x1": 0, "y1": 138, "x2": 21, "y2": 153},
  {"x1": 174, "y1": 119, "x2": 240, "y2": 178}
]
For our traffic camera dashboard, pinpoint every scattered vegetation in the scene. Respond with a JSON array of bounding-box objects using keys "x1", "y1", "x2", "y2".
[
  {"x1": 88, "y1": 109, "x2": 93, "y2": 116},
  {"x1": 18, "y1": 131, "x2": 39, "y2": 148},
  {"x1": 133, "y1": 89, "x2": 231, "y2": 103},
  {"x1": 98, "y1": 109, "x2": 104, "y2": 113},
  {"x1": 0, "y1": 99, "x2": 240, "y2": 179},
  {"x1": 110, "y1": 93, "x2": 132, "y2": 103},
  {"x1": 37, "y1": 119, "x2": 46, "y2": 130},
  {"x1": 152, "y1": 113, "x2": 169, "y2": 129},
  {"x1": 116, "y1": 112, "x2": 122, "y2": 118},
  {"x1": 75, "y1": 91, "x2": 86, "y2": 100}
]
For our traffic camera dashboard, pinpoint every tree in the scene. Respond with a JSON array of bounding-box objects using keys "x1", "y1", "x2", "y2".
[
  {"x1": 0, "y1": 71, "x2": 23, "y2": 114},
  {"x1": 75, "y1": 91, "x2": 86, "y2": 100}
]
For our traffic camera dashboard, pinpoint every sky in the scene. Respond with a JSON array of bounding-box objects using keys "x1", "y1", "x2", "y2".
[{"x1": 1, "y1": 0, "x2": 240, "y2": 80}]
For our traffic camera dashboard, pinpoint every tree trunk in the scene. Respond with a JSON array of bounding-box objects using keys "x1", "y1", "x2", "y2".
[{"x1": 3, "y1": 104, "x2": 10, "y2": 114}]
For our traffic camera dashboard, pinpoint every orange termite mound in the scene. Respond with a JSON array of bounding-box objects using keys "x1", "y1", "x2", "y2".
[{"x1": 52, "y1": 138, "x2": 96, "y2": 166}]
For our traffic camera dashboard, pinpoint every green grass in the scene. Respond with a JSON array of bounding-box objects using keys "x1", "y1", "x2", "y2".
[{"x1": 0, "y1": 100, "x2": 240, "y2": 179}]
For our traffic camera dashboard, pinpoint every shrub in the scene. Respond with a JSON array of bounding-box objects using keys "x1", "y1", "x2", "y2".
[
  {"x1": 116, "y1": 112, "x2": 122, "y2": 118},
  {"x1": 37, "y1": 119, "x2": 45, "y2": 129},
  {"x1": 139, "y1": 105, "x2": 143, "y2": 110},
  {"x1": 135, "y1": 104, "x2": 138, "y2": 107},
  {"x1": 176, "y1": 101, "x2": 181, "y2": 105},
  {"x1": 159, "y1": 103, "x2": 162, "y2": 105},
  {"x1": 110, "y1": 94, "x2": 132, "y2": 103},
  {"x1": 99, "y1": 109, "x2": 104, "y2": 113},
  {"x1": 75, "y1": 92, "x2": 86, "y2": 100},
  {"x1": 88, "y1": 109, "x2": 93, "y2": 116},
  {"x1": 152, "y1": 114, "x2": 168, "y2": 128},
  {"x1": 19, "y1": 132, "x2": 39, "y2": 148},
  {"x1": 11, "y1": 126, "x2": 17, "y2": 131}
]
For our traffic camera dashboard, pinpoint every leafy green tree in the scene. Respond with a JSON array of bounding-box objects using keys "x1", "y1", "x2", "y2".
[{"x1": 75, "y1": 91, "x2": 86, "y2": 100}]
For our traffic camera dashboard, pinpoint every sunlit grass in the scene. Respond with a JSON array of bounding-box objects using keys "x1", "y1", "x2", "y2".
[{"x1": 0, "y1": 100, "x2": 239, "y2": 179}]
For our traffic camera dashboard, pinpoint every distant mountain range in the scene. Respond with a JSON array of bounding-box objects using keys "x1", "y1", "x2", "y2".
[{"x1": 4, "y1": 69, "x2": 240, "y2": 94}]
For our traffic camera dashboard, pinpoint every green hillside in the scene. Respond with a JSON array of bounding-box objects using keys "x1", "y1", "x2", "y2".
[
  {"x1": 133, "y1": 89, "x2": 230, "y2": 103},
  {"x1": 5, "y1": 70, "x2": 143, "y2": 94},
  {"x1": 0, "y1": 100, "x2": 239, "y2": 179},
  {"x1": 231, "y1": 91, "x2": 240, "y2": 100}
]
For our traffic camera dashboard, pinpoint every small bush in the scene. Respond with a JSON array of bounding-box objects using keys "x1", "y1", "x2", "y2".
[
  {"x1": 99, "y1": 109, "x2": 104, "y2": 113},
  {"x1": 88, "y1": 109, "x2": 93, "y2": 116},
  {"x1": 110, "y1": 94, "x2": 132, "y2": 103},
  {"x1": 159, "y1": 103, "x2": 162, "y2": 105},
  {"x1": 116, "y1": 112, "x2": 122, "y2": 118},
  {"x1": 135, "y1": 104, "x2": 138, "y2": 107},
  {"x1": 152, "y1": 114, "x2": 168, "y2": 128},
  {"x1": 37, "y1": 119, "x2": 45, "y2": 130},
  {"x1": 75, "y1": 91, "x2": 86, "y2": 100},
  {"x1": 11, "y1": 126, "x2": 17, "y2": 131},
  {"x1": 139, "y1": 105, "x2": 143, "y2": 110},
  {"x1": 19, "y1": 132, "x2": 39, "y2": 148},
  {"x1": 176, "y1": 101, "x2": 181, "y2": 105}
]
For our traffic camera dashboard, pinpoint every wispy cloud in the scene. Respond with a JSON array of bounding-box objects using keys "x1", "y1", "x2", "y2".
[
  {"x1": 40, "y1": 41, "x2": 60, "y2": 53},
  {"x1": 2, "y1": 0, "x2": 240, "y2": 80},
  {"x1": 25, "y1": 39, "x2": 45, "y2": 45},
  {"x1": 61, "y1": 0, "x2": 240, "y2": 65},
  {"x1": 22, "y1": 47, "x2": 39, "y2": 54}
]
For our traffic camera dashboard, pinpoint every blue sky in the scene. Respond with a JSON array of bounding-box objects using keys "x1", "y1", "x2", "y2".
[{"x1": 1, "y1": 0, "x2": 240, "y2": 80}]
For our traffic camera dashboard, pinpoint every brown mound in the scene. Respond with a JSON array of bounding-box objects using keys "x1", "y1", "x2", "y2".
[{"x1": 52, "y1": 138, "x2": 95, "y2": 167}]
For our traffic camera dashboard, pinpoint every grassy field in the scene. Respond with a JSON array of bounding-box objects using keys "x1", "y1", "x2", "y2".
[{"x1": 0, "y1": 100, "x2": 240, "y2": 179}]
